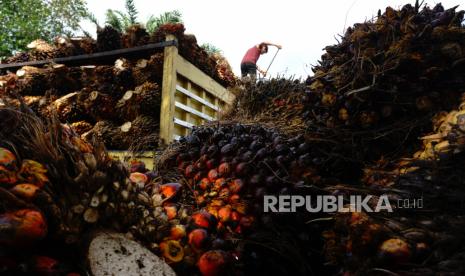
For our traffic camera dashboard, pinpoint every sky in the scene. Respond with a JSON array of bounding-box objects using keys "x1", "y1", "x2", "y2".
[{"x1": 81, "y1": 0, "x2": 462, "y2": 80}]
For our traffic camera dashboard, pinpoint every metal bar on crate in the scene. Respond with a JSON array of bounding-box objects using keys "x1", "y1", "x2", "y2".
[
  {"x1": 175, "y1": 85, "x2": 219, "y2": 111},
  {"x1": 0, "y1": 40, "x2": 178, "y2": 70},
  {"x1": 174, "y1": 101, "x2": 214, "y2": 121}
]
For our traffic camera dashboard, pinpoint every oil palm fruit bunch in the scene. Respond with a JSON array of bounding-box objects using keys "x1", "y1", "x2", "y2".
[
  {"x1": 304, "y1": 2, "x2": 465, "y2": 162},
  {"x1": 122, "y1": 24, "x2": 150, "y2": 48},
  {"x1": 323, "y1": 97, "x2": 465, "y2": 275},
  {"x1": 132, "y1": 53, "x2": 165, "y2": 86},
  {"x1": 116, "y1": 81, "x2": 161, "y2": 121},
  {"x1": 0, "y1": 105, "x2": 130, "y2": 245},
  {"x1": 96, "y1": 25, "x2": 122, "y2": 52},
  {"x1": 152, "y1": 123, "x2": 332, "y2": 275}
]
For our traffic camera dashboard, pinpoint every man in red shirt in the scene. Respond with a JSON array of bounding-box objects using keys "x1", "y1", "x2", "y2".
[{"x1": 240, "y1": 42, "x2": 282, "y2": 80}]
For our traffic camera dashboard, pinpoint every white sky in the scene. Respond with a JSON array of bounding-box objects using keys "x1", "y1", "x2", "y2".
[{"x1": 81, "y1": 0, "x2": 462, "y2": 79}]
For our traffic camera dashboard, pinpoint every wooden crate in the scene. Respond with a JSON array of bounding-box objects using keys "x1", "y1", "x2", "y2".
[{"x1": 159, "y1": 35, "x2": 235, "y2": 144}]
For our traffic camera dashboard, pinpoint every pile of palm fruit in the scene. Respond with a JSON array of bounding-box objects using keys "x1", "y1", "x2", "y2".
[
  {"x1": 221, "y1": 1, "x2": 465, "y2": 275},
  {"x1": 0, "y1": 23, "x2": 236, "y2": 151}
]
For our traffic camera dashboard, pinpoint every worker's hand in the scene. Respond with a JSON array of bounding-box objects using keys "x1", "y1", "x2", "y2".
[
  {"x1": 276, "y1": 44, "x2": 282, "y2": 49},
  {"x1": 258, "y1": 69, "x2": 266, "y2": 76}
]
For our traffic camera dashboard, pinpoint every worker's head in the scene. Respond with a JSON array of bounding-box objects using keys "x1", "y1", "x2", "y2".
[{"x1": 258, "y1": 43, "x2": 268, "y2": 54}]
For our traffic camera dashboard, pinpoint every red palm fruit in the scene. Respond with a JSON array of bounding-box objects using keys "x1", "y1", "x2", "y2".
[
  {"x1": 218, "y1": 206, "x2": 232, "y2": 223},
  {"x1": 230, "y1": 211, "x2": 241, "y2": 223},
  {"x1": 33, "y1": 255, "x2": 59, "y2": 274},
  {"x1": 192, "y1": 211, "x2": 217, "y2": 229},
  {"x1": 213, "y1": 178, "x2": 227, "y2": 191},
  {"x1": 129, "y1": 172, "x2": 148, "y2": 184},
  {"x1": 216, "y1": 221, "x2": 226, "y2": 232},
  {"x1": 199, "y1": 178, "x2": 211, "y2": 190},
  {"x1": 194, "y1": 171, "x2": 204, "y2": 182},
  {"x1": 228, "y1": 179, "x2": 244, "y2": 194},
  {"x1": 218, "y1": 163, "x2": 231, "y2": 176},
  {"x1": 129, "y1": 160, "x2": 146, "y2": 173},
  {"x1": 234, "y1": 225, "x2": 243, "y2": 234},
  {"x1": 240, "y1": 215, "x2": 254, "y2": 228},
  {"x1": 0, "y1": 148, "x2": 17, "y2": 170},
  {"x1": 206, "y1": 159, "x2": 218, "y2": 170},
  {"x1": 160, "y1": 183, "x2": 182, "y2": 200},
  {"x1": 10, "y1": 183, "x2": 40, "y2": 200},
  {"x1": 196, "y1": 195, "x2": 207, "y2": 206},
  {"x1": 378, "y1": 238, "x2": 411, "y2": 264},
  {"x1": 185, "y1": 164, "x2": 196, "y2": 178},
  {"x1": 160, "y1": 240, "x2": 184, "y2": 263},
  {"x1": 164, "y1": 203, "x2": 178, "y2": 220},
  {"x1": 208, "y1": 169, "x2": 219, "y2": 182},
  {"x1": 198, "y1": 250, "x2": 231, "y2": 276},
  {"x1": 188, "y1": 228, "x2": 209, "y2": 251},
  {"x1": 0, "y1": 165, "x2": 18, "y2": 186},
  {"x1": 18, "y1": 160, "x2": 48, "y2": 188},
  {"x1": 170, "y1": 224, "x2": 186, "y2": 240},
  {"x1": 229, "y1": 194, "x2": 240, "y2": 204},
  {"x1": 0, "y1": 209, "x2": 47, "y2": 246},
  {"x1": 176, "y1": 153, "x2": 189, "y2": 165},
  {"x1": 235, "y1": 162, "x2": 250, "y2": 176}
]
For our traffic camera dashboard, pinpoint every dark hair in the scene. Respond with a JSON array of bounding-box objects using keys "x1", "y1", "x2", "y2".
[{"x1": 259, "y1": 43, "x2": 268, "y2": 53}]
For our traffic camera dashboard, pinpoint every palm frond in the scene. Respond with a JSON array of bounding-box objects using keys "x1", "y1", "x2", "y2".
[
  {"x1": 201, "y1": 43, "x2": 222, "y2": 55},
  {"x1": 105, "y1": 9, "x2": 123, "y2": 32},
  {"x1": 125, "y1": 0, "x2": 139, "y2": 25},
  {"x1": 145, "y1": 10, "x2": 183, "y2": 33}
]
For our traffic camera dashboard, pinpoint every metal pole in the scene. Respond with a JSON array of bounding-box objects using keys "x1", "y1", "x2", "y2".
[{"x1": 264, "y1": 48, "x2": 280, "y2": 76}]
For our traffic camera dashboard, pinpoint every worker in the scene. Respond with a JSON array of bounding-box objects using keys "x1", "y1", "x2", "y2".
[{"x1": 240, "y1": 42, "x2": 282, "y2": 81}]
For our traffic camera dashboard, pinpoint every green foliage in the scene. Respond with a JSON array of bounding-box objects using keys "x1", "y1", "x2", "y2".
[
  {"x1": 146, "y1": 10, "x2": 183, "y2": 33},
  {"x1": 201, "y1": 43, "x2": 222, "y2": 55},
  {"x1": 125, "y1": 0, "x2": 138, "y2": 25},
  {"x1": 105, "y1": 0, "x2": 140, "y2": 32},
  {"x1": 0, "y1": 0, "x2": 88, "y2": 58}
]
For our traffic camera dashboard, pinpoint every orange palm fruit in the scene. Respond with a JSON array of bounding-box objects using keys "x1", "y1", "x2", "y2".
[
  {"x1": 199, "y1": 178, "x2": 211, "y2": 190},
  {"x1": 188, "y1": 228, "x2": 209, "y2": 251},
  {"x1": 170, "y1": 224, "x2": 186, "y2": 240},
  {"x1": 192, "y1": 211, "x2": 217, "y2": 229},
  {"x1": 129, "y1": 172, "x2": 149, "y2": 184},
  {"x1": 160, "y1": 240, "x2": 184, "y2": 263},
  {"x1": 213, "y1": 178, "x2": 227, "y2": 191},
  {"x1": 160, "y1": 183, "x2": 182, "y2": 200},
  {"x1": 217, "y1": 206, "x2": 232, "y2": 223},
  {"x1": 208, "y1": 169, "x2": 219, "y2": 182},
  {"x1": 164, "y1": 203, "x2": 178, "y2": 220},
  {"x1": 228, "y1": 179, "x2": 244, "y2": 194},
  {"x1": 0, "y1": 209, "x2": 47, "y2": 246},
  {"x1": 10, "y1": 183, "x2": 40, "y2": 200},
  {"x1": 0, "y1": 147, "x2": 17, "y2": 170},
  {"x1": 198, "y1": 250, "x2": 231, "y2": 276},
  {"x1": 378, "y1": 238, "x2": 411, "y2": 264}
]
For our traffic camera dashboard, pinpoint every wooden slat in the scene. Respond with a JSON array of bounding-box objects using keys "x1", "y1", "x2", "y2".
[
  {"x1": 159, "y1": 35, "x2": 178, "y2": 145},
  {"x1": 176, "y1": 85, "x2": 219, "y2": 111},
  {"x1": 174, "y1": 54, "x2": 235, "y2": 105},
  {"x1": 175, "y1": 101, "x2": 214, "y2": 121},
  {"x1": 174, "y1": 117, "x2": 194, "y2": 129},
  {"x1": 0, "y1": 40, "x2": 177, "y2": 70}
]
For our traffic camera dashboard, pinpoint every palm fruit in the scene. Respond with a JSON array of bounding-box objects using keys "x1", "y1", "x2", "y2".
[
  {"x1": 198, "y1": 250, "x2": 232, "y2": 276},
  {"x1": 0, "y1": 209, "x2": 47, "y2": 246},
  {"x1": 82, "y1": 91, "x2": 116, "y2": 121}
]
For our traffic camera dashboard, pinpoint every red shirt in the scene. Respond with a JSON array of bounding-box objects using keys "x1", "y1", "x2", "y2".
[{"x1": 241, "y1": 46, "x2": 261, "y2": 64}]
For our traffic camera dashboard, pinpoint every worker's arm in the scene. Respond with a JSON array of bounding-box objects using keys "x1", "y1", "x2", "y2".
[{"x1": 261, "y1": 41, "x2": 282, "y2": 49}]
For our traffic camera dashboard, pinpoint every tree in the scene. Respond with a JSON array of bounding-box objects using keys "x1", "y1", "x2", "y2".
[
  {"x1": 105, "y1": 0, "x2": 182, "y2": 34},
  {"x1": 0, "y1": 0, "x2": 89, "y2": 58}
]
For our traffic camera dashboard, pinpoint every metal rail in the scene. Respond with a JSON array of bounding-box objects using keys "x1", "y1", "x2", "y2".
[{"x1": 0, "y1": 40, "x2": 178, "y2": 71}]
